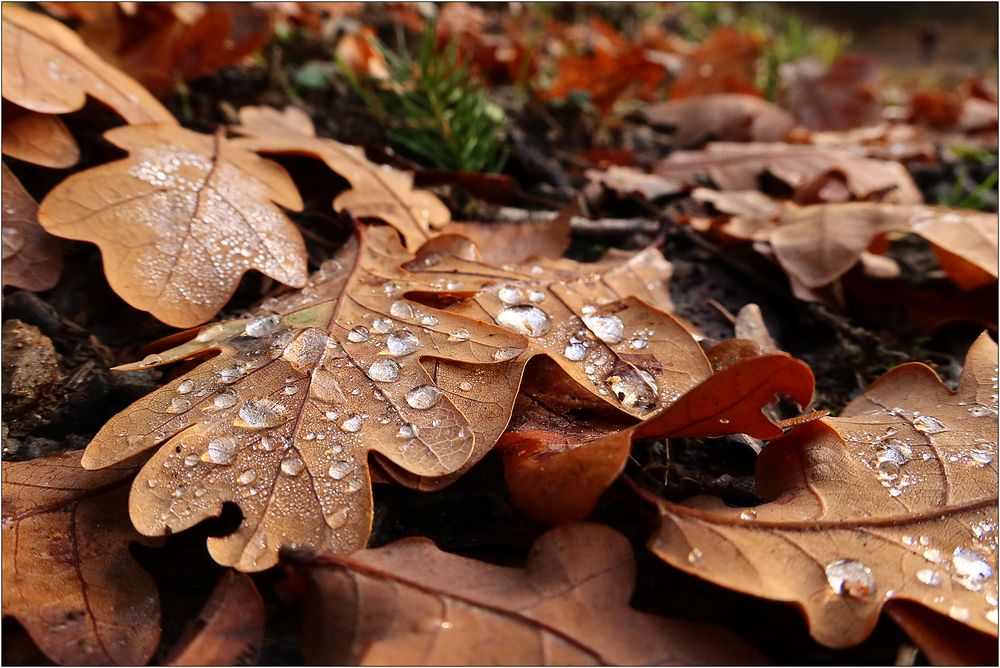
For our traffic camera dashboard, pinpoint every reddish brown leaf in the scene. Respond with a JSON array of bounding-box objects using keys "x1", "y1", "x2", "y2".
[
  {"x1": 164, "y1": 571, "x2": 265, "y2": 666},
  {"x1": 671, "y1": 27, "x2": 762, "y2": 99},
  {"x1": 289, "y1": 523, "x2": 766, "y2": 665},
  {"x1": 780, "y1": 55, "x2": 881, "y2": 131},
  {"x1": 1, "y1": 451, "x2": 160, "y2": 666},
  {"x1": 445, "y1": 214, "x2": 571, "y2": 265},
  {"x1": 643, "y1": 333, "x2": 998, "y2": 648},
  {"x1": 2, "y1": 163, "x2": 62, "y2": 291},
  {"x1": 36, "y1": 124, "x2": 307, "y2": 327},
  {"x1": 1, "y1": 4, "x2": 174, "y2": 124},
  {"x1": 2, "y1": 102, "x2": 79, "y2": 168},
  {"x1": 643, "y1": 93, "x2": 793, "y2": 148}
]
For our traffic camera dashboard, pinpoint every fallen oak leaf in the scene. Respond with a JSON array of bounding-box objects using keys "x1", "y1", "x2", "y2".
[
  {"x1": 642, "y1": 93, "x2": 793, "y2": 148},
  {"x1": 164, "y1": 571, "x2": 265, "y2": 666},
  {"x1": 767, "y1": 203, "x2": 998, "y2": 291},
  {"x1": 2, "y1": 102, "x2": 79, "y2": 168},
  {"x1": 779, "y1": 55, "x2": 881, "y2": 132},
  {"x1": 886, "y1": 600, "x2": 998, "y2": 665},
  {"x1": 655, "y1": 142, "x2": 923, "y2": 205},
  {"x1": 642, "y1": 332, "x2": 998, "y2": 648},
  {"x1": 671, "y1": 27, "x2": 762, "y2": 99},
  {"x1": 1, "y1": 4, "x2": 175, "y2": 125},
  {"x1": 1, "y1": 450, "x2": 161, "y2": 666},
  {"x1": 36, "y1": 124, "x2": 308, "y2": 328},
  {"x1": 2, "y1": 162, "x2": 63, "y2": 291},
  {"x1": 286, "y1": 523, "x2": 766, "y2": 665},
  {"x1": 500, "y1": 351, "x2": 816, "y2": 523},
  {"x1": 232, "y1": 105, "x2": 451, "y2": 251},
  {"x1": 81, "y1": 225, "x2": 529, "y2": 572}
]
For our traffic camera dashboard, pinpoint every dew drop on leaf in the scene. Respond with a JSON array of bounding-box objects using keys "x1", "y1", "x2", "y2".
[
  {"x1": 825, "y1": 559, "x2": 875, "y2": 598},
  {"x1": 387, "y1": 330, "x2": 420, "y2": 356},
  {"x1": 913, "y1": 415, "x2": 947, "y2": 434},
  {"x1": 205, "y1": 436, "x2": 237, "y2": 465},
  {"x1": 245, "y1": 315, "x2": 281, "y2": 337},
  {"x1": 213, "y1": 392, "x2": 238, "y2": 409},
  {"x1": 347, "y1": 326, "x2": 370, "y2": 343},
  {"x1": 367, "y1": 358, "x2": 401, "y2": 382},
  {"x1": 280, "y1": 457, "x2": 304, "y2": 476},
  {"x1": 583, "y1": 314, "x2": 625, "y2": 344},
  {"x1": 177, "y1": 379, "x2": 195, "y2": 394},
  {"x1": 495, "y1": 305, "x2": 552, "y2": 337},
  {"x1": 234, "y1": 399, "x2": 287, "y2": 429},
  {"x1": 341, "y1": 416, "x2": 363, "y2": 433},
  {"x1": 406, "y1": 385, "x2": 442, "y2": 410},
  {"x1": 329, "y1": 461, "x2": 351, "y2": 480}
]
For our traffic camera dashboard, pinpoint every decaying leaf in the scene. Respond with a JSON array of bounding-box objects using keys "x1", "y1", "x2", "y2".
[
  {"x1": 655, "y1": 142, "x2": 923, "y2": 204},
  {"x1": 232, "y1": 106, "x2": 451, "y2": 251},
  {"x1": 288, "y1": 523, "x2": 765, "y2": 665},
  {"x1": 37, "y1": 124, "x2": 308, "y2": 327},
  {"x1": 671, "y1": 27, "x2": 762, "y2": 99},
  {"x1": 164, "y1": 571, "x2": 265, "y2": 666},
  {"x1": 444, "y1": 212, "x2": 571, "y2": 265},
  {"x1": 779, "y1": 55, "x2": 881, "y2": 131},
  {"x1": 2, "y1": 450, "x2": 160, "y2": 666},
  {"x1": 643, "y1": 333, "x2": 998, "y2": 647},
  {"x1": 81, "y1": 225, "x2": 529, "y2": 571},
  {"x1": 501, "y1": 351, "x2": 815, "y2": 523},
  {"x1": 2, "y1": 163, "x2": 63, "y2": 291},
  {"x1": 2, "y1": 102, "x2": 79, "y2": 168},
  {"x1": 642, "y1": 94, "x2": 794, "y2": 148},
  {"x1": 768, "y1": 203, "x2": 998, "y2": 290},
  {"x1": 586, "y1": 166, "x2": 686, "y2": 201},
  {"x1": 1, "y1": 4, "x2": 174, "y2": 125}
]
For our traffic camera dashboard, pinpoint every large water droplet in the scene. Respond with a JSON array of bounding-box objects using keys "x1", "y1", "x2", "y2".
[
  {"x1": 347, "y1": 326, "x2": 370, "y2": 343},
  {"x1": 495, "y1": 305, "x2": 552, "y2": 337},
  {"x1": 420, "y1": 315, "x2": 439, "y2": 326},
  {"x1": 913, "y1": 415, "x2": 947, "y2": 434},
  {"x1": 406, "y1": 385, "x2": 442, "y2": 409},
  {"x1": 218, "y1": 366, "x2": 243, "y2": 383},
  {"x1": 367, "y1": 359, "x2": 401, "y2": 382},
  {"x1": 498, "y1": 286, "x2": 525, "y2": 305},
  {"x1": 372, "y1": 318, "x2": 394, "y2": 334},
  {"x1": 390, "y1": 301, "x2": 414, "y2": 319},
  {"x1": 608, "y1": 374, "x2": 657, "y2": 410},
  {"x1": 583, "y1": 314, "x2": 625, "y2": 344},
  {"x1": 245, "y1": 315, "x2": 282, "y2": 337},
  {"x1": 205, "y1": 436, "x2": 237, "y2": 465},
  {"x1": 493, "y1": 347, "x2": 521, "y2": 362},
  {"x1": 326, "y1": 506, "x2": 350, "y2": 529},
  {"x1": 825, "y1": 559, "x2": 876, "y2": 598},
  {"x1": 341, "y1": 416, "x2": 363, "y2": 433},
  {"x1": 237, "y1": 469, "x2": 257, "y2": 485},
  {"x1": 167, "y1": 397, "x2": 191, "y2": 413},
  {"x1": 281, "y1": 458, "x2": 304, "y2": 476},
  {"x1": 387, "y1": 330, "x2": 420, "y2": 356},
  {"x1": 953, "y1": 547, "x2": 994, "y2": 581},
  {"x1": 448, "y1": 328, "x2": 471, "y2": 342},
  {"x1": 915, "y1": 569, "x2": 942, "y2": 586},
  {"x1": 234, "y1": 399, "x2": 287, "y2": 429},
  {"x1": 329, "y1": 461, "x2": 351, "y2": 480},
  {"x1": 177, "y1": 379, "x2": 195, "y2": 394},
  {"x1": 563, "y1": 342, "x2": 586, "y2": 361},
  {"x1": 214, "y1": 392, "x2": 238, "y2": 409}
]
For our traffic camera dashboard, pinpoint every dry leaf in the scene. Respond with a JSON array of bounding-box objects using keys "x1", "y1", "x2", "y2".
[
  {"x1": 1, "y1": 4, "x2": 174, "y2": 124},
  {"x1": 671, "y1": 27, "x2": 762, "y2": 99},
  {"x1": 768, "y1": 203, "x2": 998, "y2": 290},
  {"x1": 655, "y1": 142, "x2": 923, "y2": 204},
  {"x1": 2, "y1": 163, "x2": 62, "y2": 291},
  {"x1": 233, "y1": 106, "x2": 451, "y2": 251},
  {"x1": 501, "y1": 351, "x2": 815, "y2": 524},
  {"x1": 643, "y1": 332, "x2": 998, "y2": 647},
  {"x1": 36, "y1": 124, "x2": 308, "y2": 327},
  {"x1": 288, "y1": 523, "x2": 765, "y2": 665},
  {"x1": 2, "y1": 450, "x2": 160, "y2": 666},
  {"x1": 81, "y1": 225, "x2": 529, "y2": 571},
  {"x1": 444, "y1": 214, "x2": 571, "y2": 265},
  {"x1": 734, "y1": 304, "x2": 779, "y2": 353},
  {"x1": 886, "y1": 600, "x2": 998, "y2": 665},
  {"x1": 164, "y1": 571, "x2": 265, "y2": 666},
  {"x1": 642, "y1": 94, "x2": 793, "y2": 148},
  {"x1": 2, "y1": 102, "x2": 79, "y2": 168},
  {"x1": 586, "y1": 165, "x2": 686, "y2": 201},
  {"x1": 780, "y1": 55, "x2": 881, "y2": 131}
]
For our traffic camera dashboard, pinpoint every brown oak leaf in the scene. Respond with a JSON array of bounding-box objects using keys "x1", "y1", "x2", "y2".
[
  {"x1": 2, "y1": 162, "x2": 63, "y2": 291},
  {"x1": 1, "y1": 4, "x2": 174, "y2": 125},
  {"x1": 643, "y1": 93, "x2": 794, "y2": 148},
  {"x1": 287, "y1": 523, "x2": 765, "y2": 665},
  {"x1": 2, "y1": 102, "x2": 79, "y2": 168},
  {"x1": 81, "y1": 225, "x2": 529, "y2": 571},
  {"x1": 2, "y1": 450, "x2": 160, "y2": 666},
  {"x1": 36, "y1": 124, "x2": 308, "y2": 328},
  {"x1": 642, "y1": 332, "x2": 998, "y2": 648}
]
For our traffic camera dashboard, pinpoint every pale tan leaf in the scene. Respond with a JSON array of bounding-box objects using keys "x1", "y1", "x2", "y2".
[
  {"x1": 2, "y1": 162, "x2": 62, "y2": 291},
  {"x1": 643, "y1": 93, "x2": 793, "y2": 148},
  {"x1": 232, "y1": 106, "x2": 451, "y2": 251},
  {"x1": 2, "y1": 102, "x2": 79, "y2": 168},
  {"x1": 1, "y1": 4, "x2": 174, "y2": 124},
  {"x1": 655, "y1": 142, "x2": 923, "y2": 204},
  {"x1": 36, "y1": 124, "x2": 307, "y2": 327},
  {"x1": 644, "y1": 333, "x2": 998, "y2": 648},
  {"x1": 1, "y1": 451, "x2": 160, "y2": 666},
  {"x1": 290, "y1": 523, "x2": 765, "y2": 665},
  {"x1": 81, "y1": 226, "x2": 529, "y2": 571}
]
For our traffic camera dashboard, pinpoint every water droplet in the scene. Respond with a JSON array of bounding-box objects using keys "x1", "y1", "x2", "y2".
[
  {"x1": 969, "y1": 404, "x2": 997, "y2": 417},
  {"x1": 740, "y1": 509, "x2": 757, "y2": 520},
  {"x1": 177, "y1": 379, "x2": 195, "y2": 394},
  {"x1": 325, "y1": 410, "x2": 340, "y2": 421},
  {"x1": 346, "y1": 478, "x2": 364, "y2": 493},
  {"x1": 234, "y1": 399, "x2": 287, "y2": 429},
  {"x1": 260, "y1": 436, "x2": 280, "y2": 451},
  {"x1": 687, "y1": 548, "x2": 703, "y2": 564},
  {"x1": 459, "y1": 381, "x2": 473, "y2": 392},
  {"x1": 923, "y1": 548, "x2": 945, "y2": 563},
  {"x1": 218, "y1": 366, "x2": 243, "y2": 383},
  {"x1": 583, "y1": 314, "x2": 625, "y2": 344},
  {"x1": 347, "y1": 326, "x2": 370, "y2": 343},
  {"x1": 528, "y1": 290, "x2": 545, "y2": 303},
  {"x1": 205, "y1": 436, "x2": 237, "y2": 465},
  {"x1": 448, "y1": 328, "x2": 471, "y2": 342},
  {"x1": 420, "y1": 315, "x2": 439, "y2": 326},
  {"x1": 913, "y1": 415, "x2": 947, "y2": 434},
  {"x1": 630, "y1": 338, "x2": 648, "y2": 350},
  {"x1": 608, "y1": 374, "x2": 656, "y2": 410},
  {"x1": 949, "y1": 606, "x2": 970, "y2": 622},
  {"x1": 953, "y1": 547, "x2": 994, "y2": 581},
  {"x1": 329, "y1": 461, "x2": 351, "y2": 480},
  {"x1": 167, "y1": 397, "x2": 191, "y2": 413},
  {"x1": 825, "y1": 559, "x2": 876, "y2": 598},
  {"x1": 389, "y1": 301, "x2": 414, "y2": 319},
  {"x1": 325, "y1": 506, "x2": 350, "y2": 529},
  {"x1": 406, "y1": 385, "x2": 442, "y2": 409},
  {"x1": 183, "y1": 454, "x2": 200, "y2": 467},
  {"x1": 281, "y1": 458, "x2": 304, "y2": 476},
  {"x1": 245, "y1": 315, "x2": 282, "y2": 337},
  {"x1": 916, "y1": 569, "x2": 942, "y2": 586},
  {"x1": 493, "y1": 347, "x2": 521, "y2": 362},
  {"x1": 282, "y1": 385, "x2": 300, "y2": 395},
  {"x1": 372, "y1": 318, "x2": 394, "y2": 334},
  {"x1": 367, "y1": 359, "x2": 401, "y2": 382},
  {"x1": 498, "y1": 286, "x2": 525, "y2": 305},
  {"x1": 237, "y1": 469, "x2": 257, "y2": 485},
  {"x1": 387, "y1": 330, "x2": 420, "y2": 356},
  {"x1": 495, "y1": 305, "x2": 552, "y2": 337},
  {"x1": 213, "y1": 392, "x2": 238, "y2": 409},
  {"x1": 341, "y1": 416, "x2": 363, "y2": 433},
  {"x1": 970, "y1": 450, "x2": 993, "y2": 465}
]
